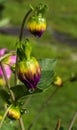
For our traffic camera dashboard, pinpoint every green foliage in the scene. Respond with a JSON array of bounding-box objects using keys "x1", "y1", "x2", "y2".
[
  {"x1": 11, "y1": 85, "x2": 43, "y2": 102},
  {"x1": 38, "y1": 58, "x2": 56, "y2": 89},
  {"x1": 11, "y1": 58, "x2": 56, "y2": 102},
  {"x1": 0, "y1": 89, "x2": 10, "y2": 103}
]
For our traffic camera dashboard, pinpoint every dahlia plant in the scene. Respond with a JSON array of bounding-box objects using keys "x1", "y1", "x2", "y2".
[{"x1": 0, "y1": 3, "x2": 57, "y2": 130}]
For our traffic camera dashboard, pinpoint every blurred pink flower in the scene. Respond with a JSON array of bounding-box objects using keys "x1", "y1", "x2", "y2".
[{"x1": 0, "y1": 48, "x2": 16, "y2": 86}]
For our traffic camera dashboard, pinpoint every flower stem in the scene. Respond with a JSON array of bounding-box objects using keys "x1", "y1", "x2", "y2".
[
  {"x1": 19, "y1": 9, "x2": 32, "y2": 42},
  {"x1": 14, "y1": 8, "x2": 33, "y2": 130},
  {"x1": 19, "y1": 117, "x2": 25, "y2": 130},
  {"x1": 68, "y1": 111, "x2": 77, "y2": 130}
]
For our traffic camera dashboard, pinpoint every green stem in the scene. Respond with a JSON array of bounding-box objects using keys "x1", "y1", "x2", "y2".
[
  {"x1": 14, "y1": 8, "x2": 33, "y2": 130},
  {"x1": 0, "y1": 104, "x2": 12, "y2": 128},
  {"x1": 19, "y1": 9, "x2": 32, "y2": 42}
]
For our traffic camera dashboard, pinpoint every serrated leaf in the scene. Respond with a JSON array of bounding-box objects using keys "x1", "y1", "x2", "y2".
[
  {"x1": 38, "y1": 58, "x2": 56, "y2": 90},
  {"x1": 11, "y1": 85, "x2": 43, "y2": 101},
  {"x1": 38, "y1": 70, "x2": 54, "y2": 90},
  {"x1": 0, "y1": 89, "x2": 10, "y2": 103},
  {"x1": 38, "y1": 58, "x2": 56, "y2": 71}
]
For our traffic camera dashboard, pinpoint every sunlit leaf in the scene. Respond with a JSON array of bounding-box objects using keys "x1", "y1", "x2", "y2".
[
  {"x1": 38, "y1": 58, "x2": 56, "y2": 90},
  {"x1": 38, "y1": 58, "x2": 56, "y2": 71}
]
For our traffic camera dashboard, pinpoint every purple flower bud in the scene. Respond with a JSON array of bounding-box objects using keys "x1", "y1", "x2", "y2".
[
  {"x1": 17, "y1": 57, "x2": 41, "y2": 90},
  {"x1": 27, "y1": 14, "x2": 46, "y2": 37}
]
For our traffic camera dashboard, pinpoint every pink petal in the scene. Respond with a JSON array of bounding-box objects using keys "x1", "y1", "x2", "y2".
[
  {"x1": 0, "y1": 48, "x2": 8, "y2": 57},
  {"x1": 4, "y1": 65, "x2": 12, "y2": 79},
  {"x1": 0, "y1": 65, "x2": 12, "y2": 79},
  {"x1": 9, "y1": 56, "x2": 16, "y2": 65}
]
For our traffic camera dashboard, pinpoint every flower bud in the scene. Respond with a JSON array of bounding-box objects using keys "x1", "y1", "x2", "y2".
[
  {"x1": 53, "y1": 76, "x2": 63, "y2": 87},
  {"x1": 27, "y1": 14, "x2": 46, "y2": 37},
  {"x1": 17, "y1": 57, "x2": 41, "y2": 90},
  {"x1": 7, "y1": 105, "x2": 20, "y2": 120}
]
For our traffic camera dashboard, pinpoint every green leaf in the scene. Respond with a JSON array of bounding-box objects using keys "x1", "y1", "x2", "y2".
[
  {"x1": 11, "y1": 58, "x2": 56, "y2": 102},
  {"x1": 11, "y1": 85, "x2": 43, "y2": 101},
  {"x1": 39, "y1": 58, "x2": 56, "y2": 71},
  {"x1": 0, "y1": 89, "x2": 10, "y2": 103},
  {"x1": 38, "y1": 58, "x2": 56, "y2": 90}
]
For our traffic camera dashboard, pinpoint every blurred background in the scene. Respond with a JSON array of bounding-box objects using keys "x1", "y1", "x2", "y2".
[{"x1": 0, "y1": 0, "x2": 77, "y2": 130}]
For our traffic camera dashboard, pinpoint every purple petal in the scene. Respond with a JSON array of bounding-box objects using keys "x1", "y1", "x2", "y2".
[{"x1": 0, "y1": 48, "x2": 8, "y2": 57}]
